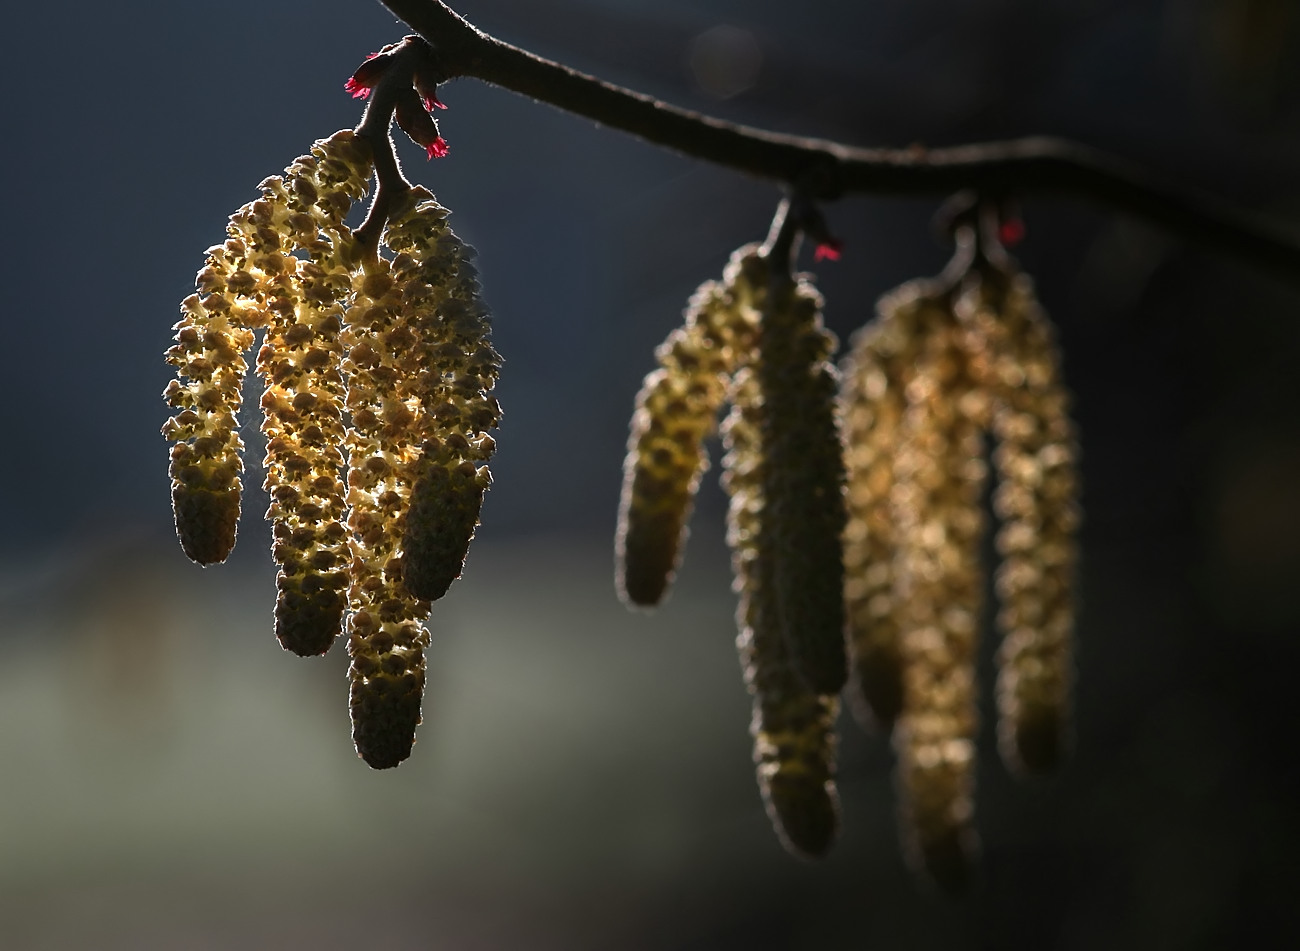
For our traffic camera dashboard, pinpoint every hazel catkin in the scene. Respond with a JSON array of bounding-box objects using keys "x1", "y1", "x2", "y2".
[
  {"x1": 958, "y1": 265, "x2": 1078, "y2": 774},
  {"x1": 723, "y1": 367, "x2": 841, "y2": 859},
  {"x1": 756, "y1": 274, "x2": 848, "y2": 696},
  {"x1": 615, "y1": 246, "x2": 761, "y2": 607}
]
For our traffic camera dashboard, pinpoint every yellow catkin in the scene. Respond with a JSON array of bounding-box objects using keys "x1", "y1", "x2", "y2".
[
  {"x1": 757, "y1": 274, "x2": 848, "y2": 696},
  {"x1": 342, "y1": 249, "x2": 433, "y2": 769},
  {"x1": 251, "y1": 131, "x2": 374, "y2": 656},
  {"x1": 615, "y1": 246, "x2": 761, "y2": 607},
  {"x1": 723, "y1": 367, "x2": 841, "y2": 859},
  {"x1": 891, "y1": 290, "x2": 989, "y2": 893},
  {"x1": 839, "y1": 283, "x2": 944, "y2": 729},
  {"x1": 958, "y1": 266, "x2": 1078, "y2": 774},
  {"x1": 163, "y1": 163, "x2": 308, "y2": 564},
  {"x1": 383, "y1": 189, "x2": 501, "y2": 603}
]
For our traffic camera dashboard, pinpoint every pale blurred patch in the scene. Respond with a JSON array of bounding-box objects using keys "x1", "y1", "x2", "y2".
[{"x1": 687, "y1": 24, "x2": 763, "y2": 100}]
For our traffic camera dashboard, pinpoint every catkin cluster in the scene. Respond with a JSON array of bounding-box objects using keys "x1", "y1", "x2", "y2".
[
  {"x1": 840, "y1": 245, "x2": 1078, "y2": 888},
  {"x1": 164, "y1": 133, "x2": 500, "y2": 769},
  {"x1": 617, "y1": 247, "x2": 847, "y2": 857}
]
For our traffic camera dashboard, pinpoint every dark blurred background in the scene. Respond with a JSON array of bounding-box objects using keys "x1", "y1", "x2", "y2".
[{"x1": 2, "y1": 0, "x2": 1299, "y2": 947}]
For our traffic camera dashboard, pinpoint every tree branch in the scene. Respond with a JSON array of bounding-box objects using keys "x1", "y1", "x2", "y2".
[{"x1": 374, "y1": 0, "x2": 1300, "y2": 284}]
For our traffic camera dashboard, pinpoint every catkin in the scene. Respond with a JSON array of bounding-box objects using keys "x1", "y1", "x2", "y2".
[
  {"x1": 384, "y1": 189, "x2": 501, "y2": 603},
  {"x1": 164, "y1": 176, "x2": 300, "y2": 564},
  {"x1": 723, "y1": 367, "x2": 840, "y2": 859},
  {"x1": 757, "y1": 276, "x2": 848, "y2": 696},
  {"x1": 251, "y1": 132, "x2": 373, "y2": 656},
  {"x1": 615, "y1": 246, "x2": 761, "y2": 607},
  {"x1": 342, "y1": 253, "x2": 433, "y2": 769},
  {"x1": 891, "y1": 290, "x2": 989, "y2": 893},
  {"x1": 959, "y1": 267, "x2": 1078, "y2": 774},
  {"x1": 839, "y1": 284, "x2": 941, "y2": 729}
]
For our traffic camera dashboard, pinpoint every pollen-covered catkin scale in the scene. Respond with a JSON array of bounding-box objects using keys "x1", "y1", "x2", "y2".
[
  {"x1": 756, "y1": 274, "x2": 848, "y2": 696},
  {"x1": 249, "y1": 131, "x2": 374, "y2": 656},
  {"x1": 342, "y1": 251, "x2": 434, "y2": 769},
  {"x1": 615, "y1": 245, "x2": 762, "y2": 607},
  {"x1": 958, "y1": 266, "x2": 1078, "y2": 774},
  {"x1": 723, "y1": 368, "x2": 840, "y2": 859},
  {"x1": 382, "y1": 190, "x2": 501, "y2": 602},
  {"x1": 891, "y1": 297, "x2": 989, "y2": 893}
]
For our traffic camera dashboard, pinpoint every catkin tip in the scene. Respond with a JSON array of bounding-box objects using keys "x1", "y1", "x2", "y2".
[
  {"x1": 274, "y1": 581, "x2": 347, "y2": 656},
  {"x1": 350, "y1": 672, "x2": 424, "y2": 769},
  {"x1": 847, "y1": 657, "x2": 904, "y2": 732},
  {"x1": 767, "y1": 778, "x2": 841, "y2": 859},
  {"x1": 401, "y1": 462, "x2": 486, "y2": 602},
  {"x1": 1000, "y1": 703, "x2": 1064, "y2": 774},
  {"x1": 172, "y1": 484, "x2": 240, "y2": 566}
]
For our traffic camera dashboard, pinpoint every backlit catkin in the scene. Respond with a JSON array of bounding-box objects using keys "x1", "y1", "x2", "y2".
[
  {"x1": 341, "y1": 250, "x2": 432, "y2": 770},
  {"x1": 168, "y1": 121, "x2": 501, "y2": 771},
  {"x1": 890, "y1": 291, "x2": 988, "y2": 892},
  {"x1": 615, "y1": 246, "x2": 762, "y2": 607},
  {"x1": 251, "y1": 132, "x2": 373, "y2": 656},
  {"x1": 958, "y1": 267, "x2": 1078, "y2": 774},
  {"x1": 839, "y1": 284, "x2": 940, "y2": 729},
  {"x1": 384, "y1": 189, "x2": 501, "y2": 603},
  {"x1": 756, "y1": 277, "x2": 848, "y2": 696},
  {"x1": 723, "y1": 367, "x2": 840, "y2": 859}
]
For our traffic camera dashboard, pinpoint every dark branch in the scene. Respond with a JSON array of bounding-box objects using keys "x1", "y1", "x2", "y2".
[
  {"x1": 373, "y1": 0, "x2": 1300, "y2": 284},
  {"x1": 351, "y1": 42, "x2": 422, "y2": 256}
]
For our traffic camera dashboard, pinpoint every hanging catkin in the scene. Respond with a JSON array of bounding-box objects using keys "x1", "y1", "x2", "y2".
[
  {"x1": 890, "y1": 287, "x2": 989, "y2": 892},
  {"x1": 723, "y1": 366, "x2": 841, "y2": 858},
  {"x1": 252, "y1": 132, "x2": 373, "y2": 656},
  {"x1": 839, "y1": 282, "x2": 947, "y2": 730},
  {"x1": 615, "y1": 246, "x2": 762, "y2": 607},
  {"x1": 958, "y1": 264, "x2": 1078, "y2": 774},
  {"x1": 755, "y1": 276, "x2": 848, "y2": 696},
  {"x1": 385, "y1": 190, "x2": 501, "y2": 603}
]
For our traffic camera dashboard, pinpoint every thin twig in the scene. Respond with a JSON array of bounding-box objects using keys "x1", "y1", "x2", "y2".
[
  {"x1": 371, "y1": 0, "x2": 1300, "y2": 283},
  {"x1": 352, "y1": 42, "x2": 424, "y2": 257}
]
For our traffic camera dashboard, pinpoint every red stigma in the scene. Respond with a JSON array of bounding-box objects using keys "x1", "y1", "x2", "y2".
[
  {"x1": 814, "y1": 239, "x2": 843, "y2": 263},
  {"x1": 999, "y1": 218, "x2": 1026, "y2": 247}
]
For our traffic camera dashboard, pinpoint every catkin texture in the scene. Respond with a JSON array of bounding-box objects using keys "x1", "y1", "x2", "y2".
[
  {"x1": 252, "y1": 132, "x2": 373, "y2": 656},
  {"x1": 757, "y1": 277, "x2": 848, "y2": 696},
  {"x1": 384, "y1": 190, "x2": 501, "y2": 603},
  {"x1": 342, "y1": 254, "x2": 433, "y2": 769},
  {"x1": 891, "y1": 298, "x2": 989, "y2": 893},
  {"x1": 164, "y1": 169, "x2": 307, "y2": 564},
  {"x1": 839, "y1": 284, "x2": 950, "y2": 729},
  {"x1": 723, "y1": 368, "x2": 841, "y2": 859},
  {"x1": 959, "y1": 268, "x2": 1078, "y2": 774},
  {"x1": 615, "y1": 246, "x2": 761, "y2": 607}
]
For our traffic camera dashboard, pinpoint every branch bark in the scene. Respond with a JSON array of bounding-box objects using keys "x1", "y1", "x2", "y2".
[{"x1": 374, "y1": 0, "x2": 1300, "y2": 284}]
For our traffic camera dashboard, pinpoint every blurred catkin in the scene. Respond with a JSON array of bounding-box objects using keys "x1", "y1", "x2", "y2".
[
  {"x1": 958, "y1": 266, "x2": 1078, "y2": 774},
  {"x1": 615, "y1": 246, "x2": 761, "y2": 607},
  {"x1": 839, "y1": 231, "x2": 1081, "y2": 887},
  {"x1": 839, "y1": 285, "x2": 940, "y2": 730},
  {"x1": 889, "y1": 287, "x2": 988, "y2": 893},
  {"x1": 723, "y1": 367, "x2": 840, "y2": 859},
  {"x1": 756, "y1": 275, "x2": 848, "y2": 695}
]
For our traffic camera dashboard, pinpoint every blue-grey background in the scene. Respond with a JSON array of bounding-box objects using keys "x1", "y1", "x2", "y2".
[{"x1": 2, "y1": 0, "x2": 1299, "y2": 947}]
